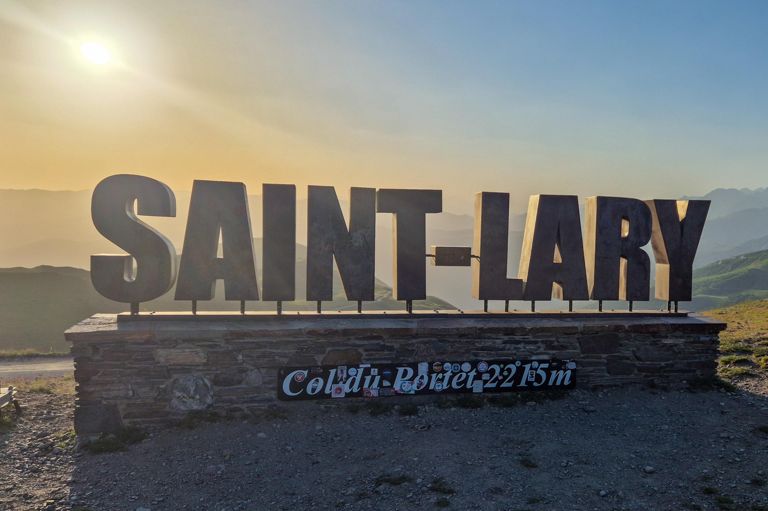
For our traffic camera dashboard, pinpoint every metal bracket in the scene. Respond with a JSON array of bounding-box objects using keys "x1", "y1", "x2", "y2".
[{"x1": 428, "y1": 246, "x2": 472, "y2": 266}]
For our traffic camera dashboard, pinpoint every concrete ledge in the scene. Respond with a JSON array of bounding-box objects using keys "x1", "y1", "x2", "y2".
[
  {"x1": 114, "y1": 310, "x2": 691, "y2": 320},
  {"x1": 68, "y1": 311, "x2": 718, "y2": 339},
  {"x1": 66, "y1": 313, "x2": 725, "y2": 437}
]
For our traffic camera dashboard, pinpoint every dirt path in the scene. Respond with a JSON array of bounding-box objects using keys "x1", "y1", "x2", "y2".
[
  {"x1": 0, "y1": 357, "x2": 73, "y2": 380},
  {"x1": 1, "y1": 377, "x2": 767, "y2": 511}
]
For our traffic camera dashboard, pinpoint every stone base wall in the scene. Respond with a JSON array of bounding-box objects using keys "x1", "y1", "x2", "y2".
[{"x1": 66, "y1": 312, "x2": 725, "y2": 437}]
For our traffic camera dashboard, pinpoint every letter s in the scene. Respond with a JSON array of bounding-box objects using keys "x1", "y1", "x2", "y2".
[{"x1": 90, "y1": 174, "x2": 177, "y2": 304}]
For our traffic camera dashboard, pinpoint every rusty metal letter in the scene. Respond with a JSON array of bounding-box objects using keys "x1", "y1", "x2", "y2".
[
  {"x1": 262, "y1": 184, "x2": 296, "y2": 301},
  {"x1": 377, "y1": 189, "x2": 442, "y2": 300},
  {"x1": 306, "y1": 186, "x2": 376, "y2": 301},
  {"x1": 91, "y1": 174, "x2": 177, "y2": 303},
  {"x1": 585, "y1": 196, "x2": 652, "y2": 301},
  {"x1": 647, "y1": 199, "x2": 710, "y2": 301},
  {"x1": 175, "y1": 180, "x2": 259, "y2": 301},
  {"x1": 471, "y1": 192, "x2": 524, "y2": 300},
  {"x1": 518, "y1": 195, "x2": 589, "y2": 301}
]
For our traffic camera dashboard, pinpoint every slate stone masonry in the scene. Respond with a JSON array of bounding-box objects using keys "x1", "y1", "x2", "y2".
[{"x1": 65, "y1": 312, "x2": 725, "y2": 437}]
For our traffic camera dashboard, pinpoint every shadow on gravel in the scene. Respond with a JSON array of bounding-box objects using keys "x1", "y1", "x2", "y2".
[{"x1": 58, "y1": 385, "x2": 768, "y2": 511}]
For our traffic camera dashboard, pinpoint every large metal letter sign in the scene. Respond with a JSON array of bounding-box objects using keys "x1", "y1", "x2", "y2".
[
  {"x1": 518, "y1": 195, "x2": 589, "y2": 301},
  {"x1": 175, "y1": 180, "x2": 260, "y2": 301},
  {"x1": 89, "y1": 174, "x2": 712, "y2": 311},
  {"x1": 585, "y1": 197, "x2": 652, "y2": 301},
  {"x1": 472, "y1": 192, "x2": 524, "y2": 301},
  {"x1": 91, "y1": 174, "x2": 177, "y2": 307},
  {"x1": 306, "y1": 186, "x2": 376, "y2": 302},
  {"x1": 377, "y1": 189, "x2": 442, "y2": 301},
  {"x1": 647, "y1": 199, "x2": 710, "y2": 302}
]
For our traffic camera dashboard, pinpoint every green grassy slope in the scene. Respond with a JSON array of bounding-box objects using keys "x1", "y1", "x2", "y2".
[
  {"x1": 692, "y1": 249, "x2": 768, "y2": 310},
  {"x1": 704, "y1": 300, "x2": 768, "y2": 380},
  {"x1": 0, "y1": 266, "x2": 453, "y2": 353},
  {"x1": 0, "y1": 266, "x2": 117, "y2": 352}
]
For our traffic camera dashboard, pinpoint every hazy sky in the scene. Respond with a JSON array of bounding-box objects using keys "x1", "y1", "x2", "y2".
[{"x1": 1, "y1": 0, "x2": 767, "y2": 210}]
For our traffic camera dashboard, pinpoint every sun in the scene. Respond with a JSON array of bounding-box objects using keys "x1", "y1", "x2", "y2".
[{"x1": 79, "y1": 41, "x2": 112, "y2": 65}]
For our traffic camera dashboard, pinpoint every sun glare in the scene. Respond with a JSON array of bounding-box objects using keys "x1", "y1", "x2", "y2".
[{"x1": 79, "y1": 41, "x2": 112, "y2": 65}]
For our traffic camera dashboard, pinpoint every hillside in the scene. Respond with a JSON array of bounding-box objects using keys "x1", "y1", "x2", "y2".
[
  {"x1": 692, "y1": 249, "x2": 768, "y2": 310},
  {"x1": 0, "y1": 265, "x2": 454, "y2": 353},
  {"x1": 704, "y1": 300, "x2": 768, "y2": 390}
]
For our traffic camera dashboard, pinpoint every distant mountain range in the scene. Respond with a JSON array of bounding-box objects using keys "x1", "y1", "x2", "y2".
[
  {"x1": 1, "y1": 186, "x2": 768, "y2": 315},
  {"x1": 685, "y1": 187, "x2": 768, "y2": 267},
  {"x1": 686, "y1": 187, "x2": 768, "y2": 219}
]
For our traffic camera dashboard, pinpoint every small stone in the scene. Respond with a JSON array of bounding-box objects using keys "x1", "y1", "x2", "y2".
[
  {"x1": 599, "y1": 490, "x2": 608, "y2": 497},
  {"x1": 257, "y1": 432, "x2": 267, "y2": 439},
  {"x1": 643, "y1": 466, "x2": 656, "y2": 474}
]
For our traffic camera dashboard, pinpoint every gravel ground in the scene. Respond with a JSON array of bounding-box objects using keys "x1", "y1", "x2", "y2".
[{"x1": 2, "y1": 379, "x2": 768, "y2": 511}]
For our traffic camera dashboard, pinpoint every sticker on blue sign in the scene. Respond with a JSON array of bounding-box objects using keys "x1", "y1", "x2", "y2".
[{"x1": 277, "y1": 359, "x2": 575, "y2": 401}]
